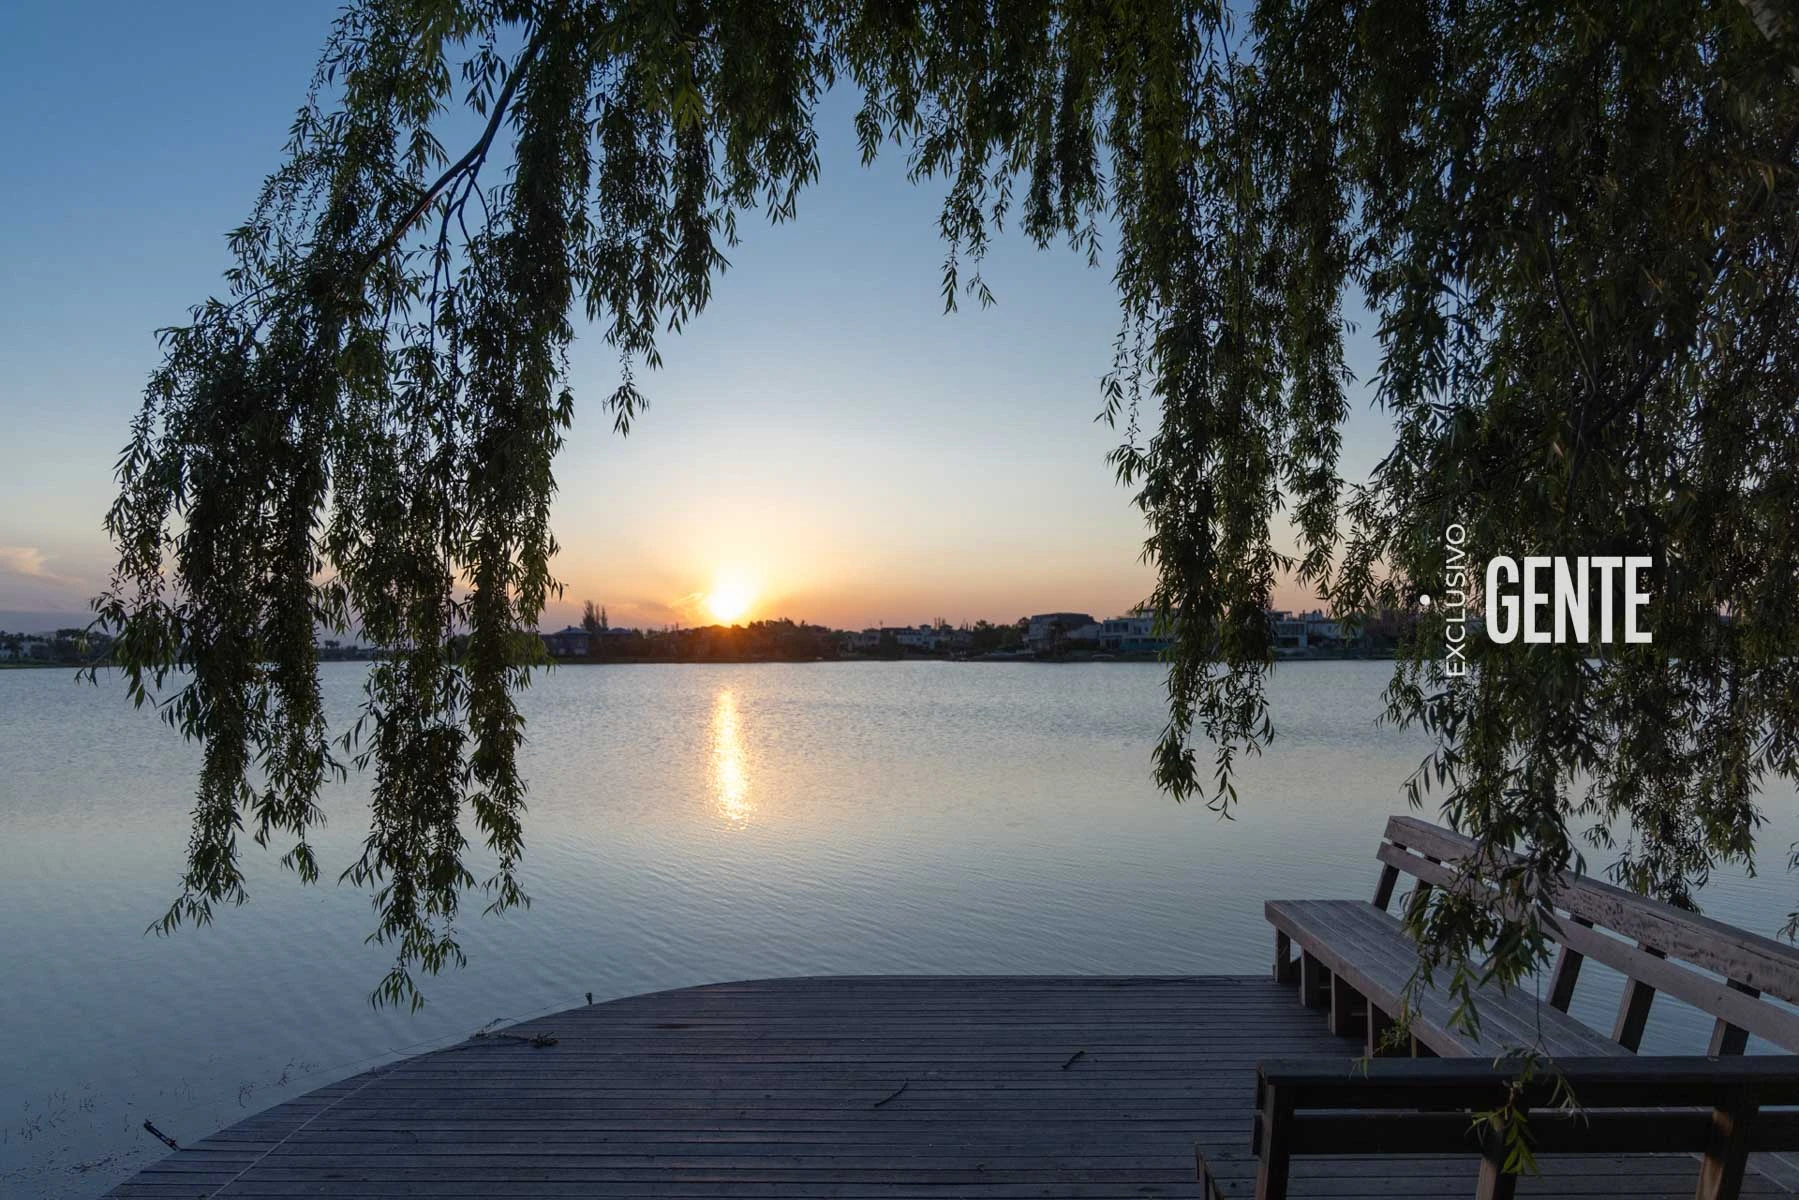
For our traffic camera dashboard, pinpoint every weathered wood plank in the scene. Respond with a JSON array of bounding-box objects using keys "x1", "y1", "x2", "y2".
[
  {"x1": 1384, "y1": 815, "x2": 1799, "y2": 1006},
  {"x1": 109, "y1": 974, "x2": 1778, "y2": 1200},
  {"x1": 1266, "y1": 899, "x2": 1624, "y2": 1059},
  {"x1": 1361, "y1": 819, "x2": 1799, "y2": 1055}
]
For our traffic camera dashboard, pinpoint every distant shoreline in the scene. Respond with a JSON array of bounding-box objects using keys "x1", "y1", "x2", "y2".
[
  {"x1": 530, "y1": 652, "x2": 1403, "y2": 666},
  {"x1": 4, "y1": 653, "x2": 1402, "y2": 670}
]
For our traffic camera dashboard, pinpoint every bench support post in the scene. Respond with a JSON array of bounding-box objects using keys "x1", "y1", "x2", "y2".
[
  {"x1": 1478, "y1": 1103, "x2": 1526, "y2": 1200},
  {"x1": 1372, "y1": 857, "x2": 1401, "y2": 910},
  {"x1": 1329, "y1": 973, "x2": 1362, "y2": 1038},
  {"x1": 1546, "y1": 916, "x2": 1594, "y2": 1011},
  {"x1": 1612, "y1": 944, "x2": 1667, "y2": 1052},
  {"x1": 1476, "y1": 1128, "x2": 1519, "y2": 1200},
  {"x1": 1299, "y1": 952, "x2": 1329, "y2": 1010},
  {"x1": 1708, "y1": 980, "x2": 1761, "y2": 1057},
  {"x1": 1405, "y1": 855, "x2": 1442, "y2": 922},
  {"x1": 1194, "y1": 1146, "x2": 1225, "y2": 1200},
  {"x1": 1253, "y1": 1081, "x2": 1291, "y2": 1200},
  {"x1": 1367, "y1": 1004, "x2": 1397, "y2": 1057},
  {"x1": 1696, "y1": 1086, "x2": 1755, "y2": 1200},
  {"x1": 1274, "y1": 929, "x2": 1298, "y2": 986}
]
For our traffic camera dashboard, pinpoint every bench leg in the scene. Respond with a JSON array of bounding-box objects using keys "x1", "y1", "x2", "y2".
[
  {"x1": 1372, "y1": 860, "x2": 1401, "y2": 910},
  {"x1": 1274, "y1": 929, "x2": 1298, "y2": 986},
  {"x1": 1476, "y1": 1135, "x2": 1518, "y2": 1200},
  {"x1": 1254, "y1": 1082, "x2": 1291, "y2": 1200},
  {"x1": 1611, "y1": 944, "x2": 1666, "y2": 1051},
  {"x1": 1546, "y1": 915, "x2": 1594, "y2": 1011},
  {"x1": 1299, "y1": 952, "x2": 1329, "y2": 1011},
  {"x1": 1708, "y1": 980, "x2": 1760, "y2": 1057},
  {"x1": 1612, "y1": 977, "x2": 1657, "y2": 1051},
  {"x1": 1194, "y1": 1146, "x2": 1224, "y2": 1200},
  {"x1": 1367, "y1": 1003, "x2": 1397, "y2": 1057},
  {"x1": 1696, "y1": 1088, "x2": 1754, "y2": 1200},
  {"x1": 1329, "y1": 973, "x2": 1362, "y2": 1038}
]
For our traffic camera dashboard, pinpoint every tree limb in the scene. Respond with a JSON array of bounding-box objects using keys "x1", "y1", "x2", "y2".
[{"x1": 359, "y1": 28, "x2": 547, "y2": 275}]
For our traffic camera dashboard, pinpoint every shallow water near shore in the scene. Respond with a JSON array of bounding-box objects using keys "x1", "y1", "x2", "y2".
[{"x1": 2, "y1": 660, "x2": 1795, "y2": 1197}]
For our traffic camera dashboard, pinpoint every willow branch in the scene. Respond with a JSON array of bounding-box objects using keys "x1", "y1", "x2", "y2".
[{"x1": 358, "y1": 28, "x2": 547, "y2": 275}]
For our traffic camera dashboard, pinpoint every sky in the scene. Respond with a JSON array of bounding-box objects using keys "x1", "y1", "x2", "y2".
[{"x1": 0, "y1": 2, "x2": 1396, "y2": 634}]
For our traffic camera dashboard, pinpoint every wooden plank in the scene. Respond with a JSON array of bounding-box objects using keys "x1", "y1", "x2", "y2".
[
  {"x1": 1246, "y1": 1056, "x2": 1799, "y2": 1200},
  {"x1": 108, "y1": 971, "x2": 1799, "y2": 1200},
  {"x1": 1267, "y1": 899, "x2": 1625, "y2": 1059},
  {"x1": 1385, "y1": 815, "x2": 1799, "y2": 1006},
  {"x1": 1551, "y1": 918, "x2": 1799, "y2": 1053},
  {"x1": 1371, "y1": 835, "x2": 1799, "y2": 1053},
  {"x1": 1278, "y1": 1109, "x2": 1799, "y2": 1156},
  {"x1": 110, "y1": 976, "x2": 1352, "y2": 1200},
  {"x1": 1258, "y1": 1054, "x2": 1799, "y2": 1110}
]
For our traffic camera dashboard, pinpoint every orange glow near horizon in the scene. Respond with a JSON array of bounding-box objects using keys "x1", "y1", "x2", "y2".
[{"x1": 704, "y1": 568, "x2": 758, "y2": 624}]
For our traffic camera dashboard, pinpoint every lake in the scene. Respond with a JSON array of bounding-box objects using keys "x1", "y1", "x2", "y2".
[{"x1": 2, "y1": 660, "x2": 1795, "y2": 1197}]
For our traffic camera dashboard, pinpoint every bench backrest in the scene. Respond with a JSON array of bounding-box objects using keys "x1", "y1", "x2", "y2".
[
  {"x1": 1372, "y1": 815, "x2": 1799, "y2": 1054},
  {"x1": 1245, "y1": 1055, "x2": 1799, "y2": 1200}
]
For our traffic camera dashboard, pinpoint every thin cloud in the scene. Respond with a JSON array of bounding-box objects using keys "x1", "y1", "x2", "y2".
[{"x1": 0, "y1": 546, "x2": 81, "y2": 588}]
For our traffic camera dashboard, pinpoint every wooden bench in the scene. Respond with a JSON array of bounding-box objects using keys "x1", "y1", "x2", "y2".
[
  {"x1": 1266, "y1": 815, "x2": 1799, "y2": 1059},
  {"x1": 1195, "y1": 1055, "x2": 1799, "y2": 1200}
]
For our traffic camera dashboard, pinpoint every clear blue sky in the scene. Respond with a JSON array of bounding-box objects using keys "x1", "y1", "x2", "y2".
[{"x1": 0, "y1": 1, "x2": 1395, "y2": 632}]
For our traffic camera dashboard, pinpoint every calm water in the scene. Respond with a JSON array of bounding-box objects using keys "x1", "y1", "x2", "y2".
[{"x1": 2, "y1": 661, "x2": 1795, "y2": 1196}]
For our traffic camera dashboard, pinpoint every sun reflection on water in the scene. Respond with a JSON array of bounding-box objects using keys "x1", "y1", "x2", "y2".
[{"x1": 710, "y1": 689, "x2": 752, "y2": 823}]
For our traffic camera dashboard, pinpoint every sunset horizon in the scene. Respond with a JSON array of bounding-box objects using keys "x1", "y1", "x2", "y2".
[
  {"x1": 9, "y1": 2, "x2": 1797, "y2": 1196},
  {"x1": 1, "y1": 1, "x2": 1368, "y2": 641}
]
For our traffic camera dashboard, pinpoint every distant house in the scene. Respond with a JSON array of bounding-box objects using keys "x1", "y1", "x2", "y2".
[
  {"x1": 1099, "y1": 611, "x2": 1169, "y2": 655},
  {"x1": 541, "y1": 626, "x2": 592, "y2": 657},
  {"x1": 844, "y1": 624, "x2": 970, "y2": 653},
  {"x1": 1026, "y1": 612, "x2": 1097, "y2": 650},
  {"x1": 1267, "y1": 609, "x2": 1345, "y2": 654},
  {"x1": 846, "y1": 627, "x2": 914, "y2": 652},
  {"x1": 1300, "y1": 611, "x2": 1342, "y2": 647},
  {"x1": 1269, "y1": 611, "x2": 1309, "y2": 654}
]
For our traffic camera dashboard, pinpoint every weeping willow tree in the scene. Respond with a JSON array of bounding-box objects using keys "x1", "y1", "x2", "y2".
[{"x1": 101, "y1": 0, "x2": 1799, "y2": 1012}]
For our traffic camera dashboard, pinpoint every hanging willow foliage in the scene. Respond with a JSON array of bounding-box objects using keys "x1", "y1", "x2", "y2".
[{"x1": 101, "y1": 0, "x2": 1799, "y2": 1012}]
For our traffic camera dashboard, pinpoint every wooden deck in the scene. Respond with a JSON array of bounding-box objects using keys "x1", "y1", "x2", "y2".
[{"x1": 108, "y1": 975, "x2": 1794, "y2": 1198}]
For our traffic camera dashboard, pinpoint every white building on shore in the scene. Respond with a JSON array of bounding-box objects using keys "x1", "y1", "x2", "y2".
[{"x1": 1098, "y1": 610, "x2": 1169, "y2": 655}]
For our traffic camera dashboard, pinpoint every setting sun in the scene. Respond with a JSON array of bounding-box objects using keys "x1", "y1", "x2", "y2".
[{"x1": 705, "y1": 570, "x2": 757, "y2": 624}]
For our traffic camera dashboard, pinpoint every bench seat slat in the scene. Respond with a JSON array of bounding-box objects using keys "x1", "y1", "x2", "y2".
[{"x1": 1266, "y1": 899, "x2": 1627, "y2": 1060}]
